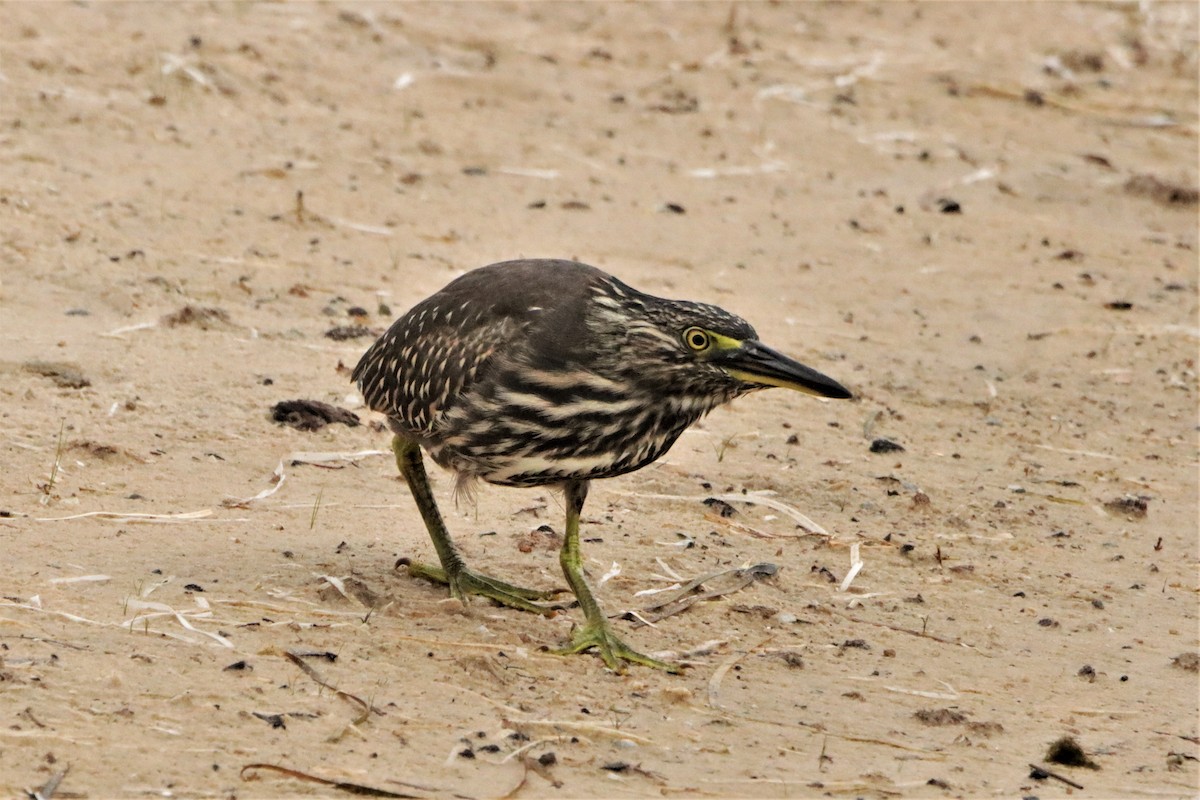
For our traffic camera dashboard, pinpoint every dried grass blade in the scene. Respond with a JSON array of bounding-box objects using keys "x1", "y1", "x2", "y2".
[
  {"x1": 101, "y1": 321, "x2": 158, "y2": 338},
  {"x1": 837, "y1": 543, "x2": 863, "y2": 592},
  {"x1": 36, "y1": 509, "x2": 215, "y2": 523},
  {"x1": 289, "y1": 449, "x2": 389, "y2": 464},
  {"x1": 615, "y1": 490, "x2": 829, "y2": 535},
  {"x1": 317, "y1": 575, "x2": 352, "y2": 602},
  {"x1": 226, "y1": 459, "x2": 286, "y2": 507},
  {"x1": 709, "y1": 492, "x2": 829, "y2": 535},
  {"x1": 502, "y1": 718, "x2": 652, "y2": 745},
  {"x1": 636, "y1": 563, "x2": 776, "y2": 626},
  {"x1": 48, "y1": 575, "x2": 111, "y2": 585},
  {"x1": 329, "y1": 217, "x2": 394, "y2": 237},
  {"x1": 1035, "y1": 444, "x2": 1119, "y2": 460},
  {"x1": 240, "y1": 763, "x2": 420, "y2": 798},
  {"x1": 1, "y1": 601, "x2": 108, "y2": 627},
  {"x1": 497, "y1": 760, "x2": 530, "y2": 800},
  {"x1": 597, "y1": 561, "x2": 620, "y2": 586},
  {"x1": 653, "y1": 557, "x2": 684, "y2": 581},
  {"x1": 882, "y1": 683, "x2": 960, "y2": 700},
  {"x1": 123, "y1": 598, "x2": 233, "y2": 647},
  {"x1": 499, "y1": 736, "x2": 561, "y2": 764},
  {"x1": 829, "y1": 609, "x2": 981, "y2": 651},
  {"x1": 284, "y1": 650, "x2": 382, "y2": 721},
  {"x1": 708, "y1": 637, "x2": 773, "y2": 712},
  {"x1": 228, "y1": 450, "x2": 388, "y2": 508}
]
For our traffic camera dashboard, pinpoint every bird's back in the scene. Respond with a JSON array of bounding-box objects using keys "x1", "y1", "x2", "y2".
[{"x1": 354, "y1": 259, "x2": 606, "y2": 436}]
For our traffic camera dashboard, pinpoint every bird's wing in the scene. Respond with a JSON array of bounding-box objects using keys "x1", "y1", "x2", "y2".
[
  {"x1": 353, "y1": 296, "x2": 519, "y2": 434},
  {"x1": 353, "y1": 260, "x2": 606, "y2": 434}
]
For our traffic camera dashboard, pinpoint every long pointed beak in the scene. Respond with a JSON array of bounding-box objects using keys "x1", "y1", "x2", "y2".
[{"x1": 721, "y1": 340, "x2": 852, "y2": 399}]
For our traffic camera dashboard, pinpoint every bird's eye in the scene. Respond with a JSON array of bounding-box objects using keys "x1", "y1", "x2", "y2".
[{"x1": 683, "y1": 327, "x2": 711, "y2": 351}]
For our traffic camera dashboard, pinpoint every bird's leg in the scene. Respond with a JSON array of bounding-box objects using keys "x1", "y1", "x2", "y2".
[
  {"x1": 555, "y1": 480, "x2": 681, "y2": 673},
  {"x1": 391, "y1": 435, "x2": 565, "y2": 613}
]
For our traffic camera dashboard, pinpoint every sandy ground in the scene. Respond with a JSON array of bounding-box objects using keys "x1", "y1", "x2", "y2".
[{"x1": 2, "y1": 2, "x2": 1198, "y2": 798}]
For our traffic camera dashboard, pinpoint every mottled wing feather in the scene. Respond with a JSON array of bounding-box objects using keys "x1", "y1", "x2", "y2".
[
  {"x1": 353, "y1": 260, "x2": 607, "y2": 437},
  {"x1": 352, "y1": 300, "x2": 515, "y2": 435}
]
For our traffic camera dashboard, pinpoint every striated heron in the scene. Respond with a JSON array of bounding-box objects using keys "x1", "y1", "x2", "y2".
[{"x1": 353, "y1": 259, "x2": 851, "y2": 672}]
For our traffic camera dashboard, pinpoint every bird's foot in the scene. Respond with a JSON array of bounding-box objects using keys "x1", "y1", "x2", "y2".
[
  {"x1": 399, "y1": 558, "x2": 568, "y2": 615},
  {"x1": 555, "y1": 619, "x2": 682, "y2": 674}
]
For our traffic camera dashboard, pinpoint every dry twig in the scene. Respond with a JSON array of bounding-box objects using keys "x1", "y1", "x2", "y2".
[
  {"x1": 240, "y1": 763, "x2": 422, "y2": 798},
  {"x1": 632, "y1": 563, "x2": 777, "y2": 626},
  {"x1": 284, "y1": 650, "x2": 384, "y2": 725},
  {"x1": 1029, "y1": 763, "x2": 1085, "y2": 790}
]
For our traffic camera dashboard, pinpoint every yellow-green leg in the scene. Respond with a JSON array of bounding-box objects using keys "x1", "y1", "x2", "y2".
[
  {"x1": 555, "y1": 480, "x2": 680, "y2": 673},
  {"x1": 392, "y1": 435, "x2": 564, "y2": 614}
]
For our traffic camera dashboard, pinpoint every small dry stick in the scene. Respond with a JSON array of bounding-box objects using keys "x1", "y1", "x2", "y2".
[
  {"x1": 1029, "y1": 763, "x2": 1084, "y2": 790},
  {"x1": 241, "y1": 763, "x2": 418, "y2": 798},
  {"x1": 634, "y1": 564, "x2": 777, "y2": 625},
  {"x1": 828, "y1": 609, "x2": 980, "y2": 651},
  {"x1": 309, "y1": 488, "x2": 324, "y2": 530},
  {"x1": 1153, "y1": 730, "x2": 1200, "y2": 745},
  {"x1": 502, "y1": 718, "x2": 653, "y2": 745},
  {"x1": 284, "y1": 651, "x2": 381, "y2": 721},
  {"x1": 40, "y1": 419, "x2": 67, "y2": 505}
]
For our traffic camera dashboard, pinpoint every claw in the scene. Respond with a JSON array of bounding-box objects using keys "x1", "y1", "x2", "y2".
[
  {"x1": 555, "y1": 619, "x2": 682, "y2": 674},
  {"x1": 399, "y1": 558, "x2": 569, "y2": 615}
]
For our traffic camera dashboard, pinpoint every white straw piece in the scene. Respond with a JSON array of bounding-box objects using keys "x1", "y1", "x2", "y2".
[
  {"x1": 329, "y1": 217, "x2": 393, "y2": 236},
  {"x1": 838, "y1": 543, "x2": 863, "y2": 593},
  {"x1": 496, "y1": 167, "x2": 560, "y2": 179},
  {"x1": 598, "y1": 562, "x2": 621, "y2": 586},
  {"x1": 633, "y1": 584, "x2": 682, "y2": 598},
  {"x1": 37, "y1": 509, "x2": 214, "y2": 523},
  {"x1": 709, "y1": 492, "x2": 829, "y2": 535},
  {"x1": 48, "y1": 574, "x2": 112, "y2": 585},
  {"x1": 101, "y1": 321, "x2": 158, "y2": 338},
  {"x1": 689, "y1": 160, "x2": 788, "y2": 179}
]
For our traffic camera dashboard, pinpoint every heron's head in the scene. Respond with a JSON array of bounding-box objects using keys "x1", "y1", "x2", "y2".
[{"x1": 586, "y1": 279, "x2": 852, "y2": 403}]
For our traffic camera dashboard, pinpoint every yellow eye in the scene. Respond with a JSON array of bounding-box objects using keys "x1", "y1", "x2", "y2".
[{"x1": 683, "y1": 327, "x2": 711, "y2": 351}]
